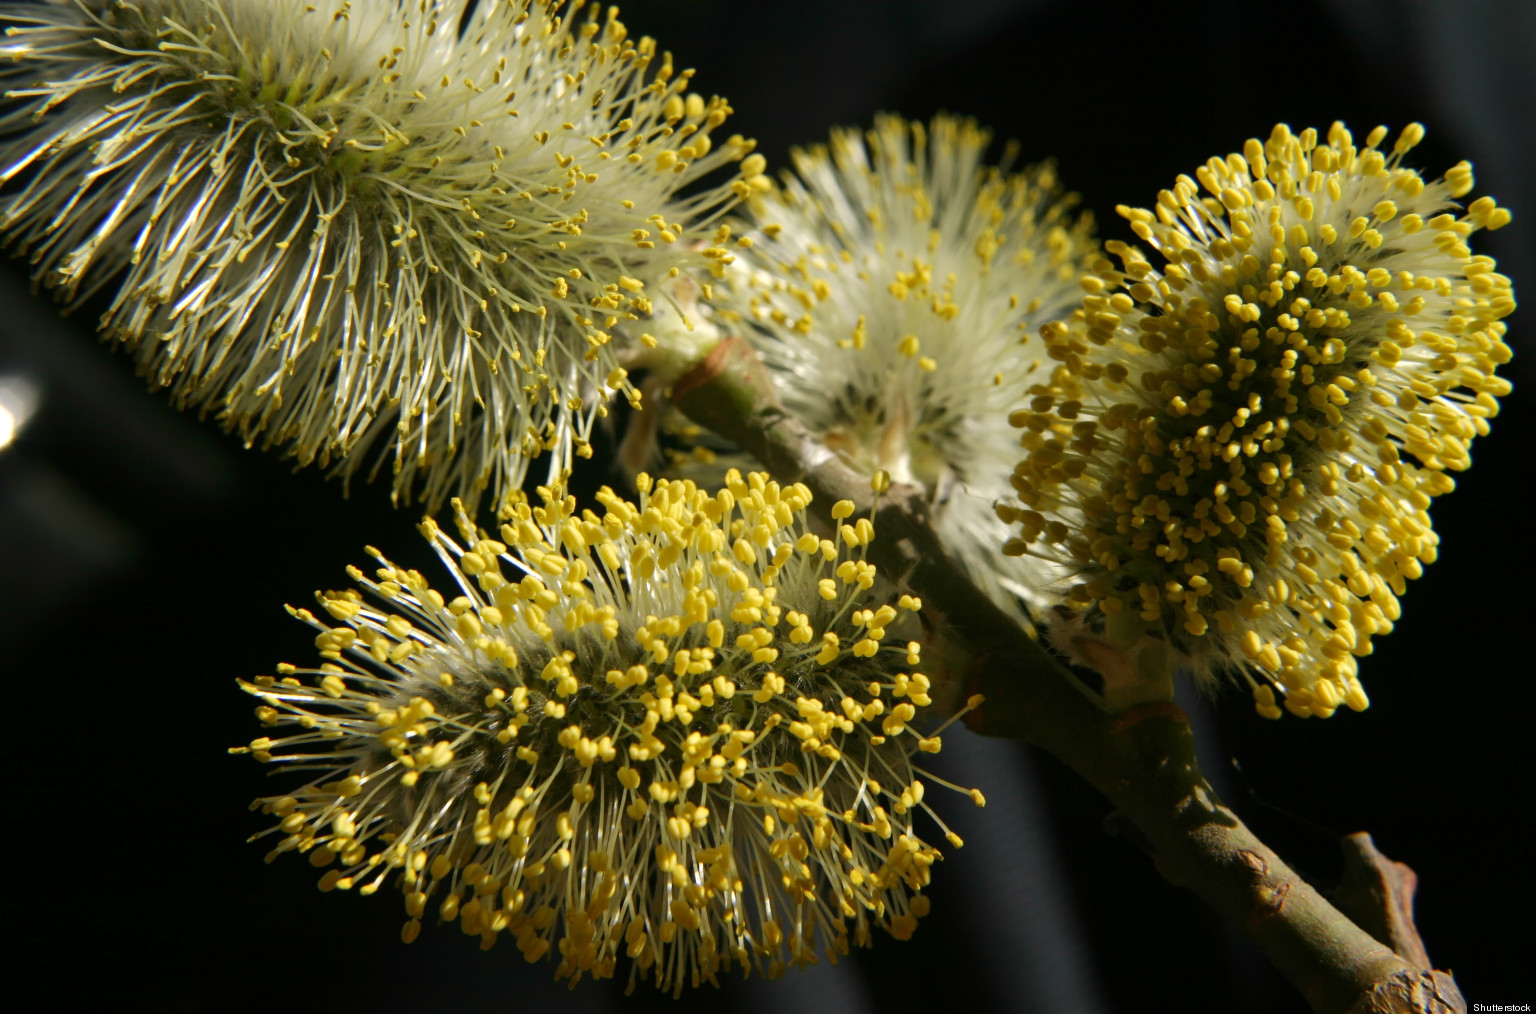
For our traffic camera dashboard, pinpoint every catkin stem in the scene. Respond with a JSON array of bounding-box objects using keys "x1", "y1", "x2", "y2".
[{"x1": 672, "y1": 336, "x2": 1465, "y2": 1014}]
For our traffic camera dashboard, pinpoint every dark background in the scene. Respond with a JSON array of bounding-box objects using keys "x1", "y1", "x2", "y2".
[{"x1": 2, "y1": 1, "x2": 1531, "y2": 1011}]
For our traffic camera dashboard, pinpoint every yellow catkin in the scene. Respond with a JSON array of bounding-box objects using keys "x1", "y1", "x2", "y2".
[
  {"x1": 1006, "y1": 121, "x2": 1513, "y2": 717},
  {"x1": 235, "y1": 473, "x2": 984, "y2": 992}
]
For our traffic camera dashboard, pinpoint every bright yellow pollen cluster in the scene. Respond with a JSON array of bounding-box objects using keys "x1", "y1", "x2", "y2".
[
  {"x1": 0, "y1": 0, "x2": 773, "y2": 510},
  {"x1": 235, "y1": 471, "x2": 983, "y2": 992},
  {"x1": 1003, "y1": 121, "x2": 1514, "y2": 718}
]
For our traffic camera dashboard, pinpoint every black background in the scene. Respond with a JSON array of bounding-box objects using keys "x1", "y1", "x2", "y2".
[{"x1": 2, "y1": 1, "x2": 1531, "y2": 1011}]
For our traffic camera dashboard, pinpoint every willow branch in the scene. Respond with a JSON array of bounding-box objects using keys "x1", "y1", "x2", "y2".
[{"x1": 671, "y1": 338, "x2": 1465, "y2": 1014}]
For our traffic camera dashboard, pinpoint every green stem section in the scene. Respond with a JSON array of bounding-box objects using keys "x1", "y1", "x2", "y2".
[{"x1": 671, "y1": 339, "x2": 1466, "y2": 1014}]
